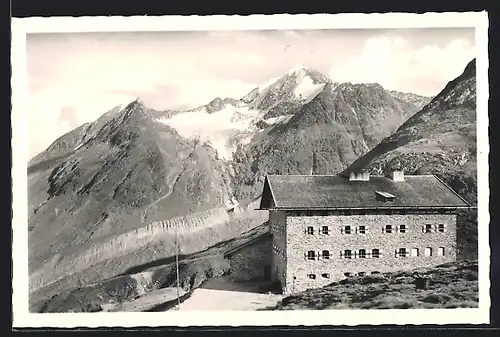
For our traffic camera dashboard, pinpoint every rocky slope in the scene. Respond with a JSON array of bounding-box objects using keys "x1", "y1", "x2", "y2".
[
  {"x1": 342, "y1": 59, "x2": 477, "y2": 259},
  {"x1": 27, "y1": 100, "x2": 246, "y2": 296},
  {"x1": 231, "y1": 81, "x2": 426, "y2": 202},
  {"x1": 388, "y1": 90, "x2": 433, "y2": 110}
]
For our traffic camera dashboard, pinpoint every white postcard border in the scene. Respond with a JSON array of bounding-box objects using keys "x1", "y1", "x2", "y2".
[{"x1": 11, "y1": 12, "x2": 490, "y2": 328}]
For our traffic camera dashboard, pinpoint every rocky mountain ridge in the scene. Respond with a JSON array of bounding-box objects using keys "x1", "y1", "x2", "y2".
[
  {"x1": 28, "y1": 100, "x2": 238, "y2": 275},
  {"x1": 157, "y1": 65, "x2": 430, "y2": 162}
]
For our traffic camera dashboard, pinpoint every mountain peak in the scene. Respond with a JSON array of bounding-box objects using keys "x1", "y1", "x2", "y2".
[
  {"x1": 287, "y1": 64, "x2": 309, "y2": 74},
  {"x1": 123, "y1": 98, "x2": 146, "y2": 111},
  {"x1": 206, "y1": 97, "x2": 226, "y2": 114},
  {"x1": 464, "y1": 58, "x2": 476, "y2": 77}
]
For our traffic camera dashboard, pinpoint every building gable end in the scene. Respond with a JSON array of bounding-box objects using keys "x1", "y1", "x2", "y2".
[{"x1": 259, "y1": 176, "x2": 277, "y2": 210}]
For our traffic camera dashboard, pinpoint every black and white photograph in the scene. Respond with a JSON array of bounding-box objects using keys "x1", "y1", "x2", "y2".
[{"x1": 11, "y1": 12, "x2": 489, "y2": 327}]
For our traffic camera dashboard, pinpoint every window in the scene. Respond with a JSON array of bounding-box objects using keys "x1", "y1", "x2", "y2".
[
  {"x1": 307, "y1": 273, "x2": 316, "y2": 279},
  {"x1": 424, "y1": 224, "x2": 433, "y2": 233},
  {"x1": 411, "y1": 248, "x2": 420, "y2": 257},
  {"x1": 371, "y1": 271, "x2": 380, "y2": 275},
  {"x1": 375, "y1": 190, "x2": 396, "y2": 202},
  {"x1": 343, "y1": 226, "x2": 352, "y2": 234},
  {"x1": 437, "y1": 224, "x2": 446, "y2": 233},
  {"x1": 358, "y1": 249, "x2": 367, "y2": 258},
  {"x1": 397, "y1": 248, "x2": 409, "y2": 258},
  {"x1": 425, "y1": 247, "x2": 433, "y2": 256},
  {"x1": 322, "y1": 250, "x2": 330, "y2": 260},
  {"x1": 341, "y1": 249, "x2": 352, "y2": 259},
  {"x1": 371, "y1": 249, "x2": 380, "y2": 258},
  {"x1": 384, "y1": 225, "x2": 393, "y2": 233},
  {"x1": 357, "y1": 225, "x2": 366, "y2": 234},
  {"x1": 307, "y1": 226, "x2": 314, "y2": 235},
  {"x1": 344, "y1": 272, "x2": 352, "y2": 277},
  {"x1": 358, "y1": 272, "x2": 366, "y2": 277},
  {"x1": 321, "y1": 273, "x2": 330, "y2": 279},
  {"x1": 307, "y1": 250, "x2": 316, "y2": 260},
  {"x1": 398, "y1": 224, "x2": 406, "y2": 233},
  {"x1": 438, "y1": 247, "x2": 445, "y2": 256},
  {"x1": 321, "y1": 226, "x2": 330, "y2": 235}
]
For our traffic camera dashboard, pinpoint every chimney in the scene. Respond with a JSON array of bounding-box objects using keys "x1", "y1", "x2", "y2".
[
  {"x1": 349, "y1": 170, "x2": 370, "y2": 181},
  {"x1": 391, "y1": 171, "x2": 405, "y2": 182}
]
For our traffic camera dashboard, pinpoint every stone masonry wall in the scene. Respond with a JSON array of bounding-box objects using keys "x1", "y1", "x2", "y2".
[
  {"x1": 228, "y1": 236, "x2": 273, "y2": 281},
  {"x1": 270, "y1": 210, "x2": 287, "y2": 290},
  {"x1": 284, "y1": 213, "x2": 457, "y2": 294}
]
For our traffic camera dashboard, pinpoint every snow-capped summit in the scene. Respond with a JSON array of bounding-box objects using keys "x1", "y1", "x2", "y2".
[{"x1": 248, "y1": 66, "x2": 331, "y2": 110}]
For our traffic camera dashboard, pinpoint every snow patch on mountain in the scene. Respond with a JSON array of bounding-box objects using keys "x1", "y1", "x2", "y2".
[
  {"x1": 294, "y1": 78, "x2": 325, "y2": 103},
  {"x1": 73, "y1": 142, "x2": 85, "y2": 151},
  {"x1": 263, "y1": 114, "x2": 294, "y2": 125}
]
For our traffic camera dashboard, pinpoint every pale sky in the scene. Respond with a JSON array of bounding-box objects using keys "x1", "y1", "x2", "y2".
[{"x1": 27, "y1": 28, "x2": 475, "y2": 158}]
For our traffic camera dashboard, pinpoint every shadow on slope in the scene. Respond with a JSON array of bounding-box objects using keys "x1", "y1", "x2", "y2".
[
  {"x1": 121, "y1": 221, "x2": 269, "y2": 275},
  {"x1": 35, "y1": 222, "x2": 270, "y2": 313}
]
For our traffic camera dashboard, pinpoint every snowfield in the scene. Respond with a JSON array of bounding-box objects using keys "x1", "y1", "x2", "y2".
[
  {"x1": 157, "y1": 104, "x2": 263, "y2": 159},
  {"x1": 293, "y1": 74, "x2": 325, "y2": 103}
]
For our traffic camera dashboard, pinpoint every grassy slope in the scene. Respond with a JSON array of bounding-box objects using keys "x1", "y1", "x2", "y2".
[{"x1": 265, "y1": 260, "x2": 478, "y2": 310}]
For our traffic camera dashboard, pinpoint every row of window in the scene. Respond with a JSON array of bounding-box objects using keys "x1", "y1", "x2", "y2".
[
  {"x1": 306, "y1": 225, "x2": 365, "y2": 235},
  {"x1": 394, "y1": 247, "x2": 445, "y2": 257},
  {"x1": 306, "y1": 271, "x2": 380, "y2": 280},
  {"x1": 305, "y1": 249, "x2": 381, "y2": 260},
  {"x1": 305, "y1": 247, "x2": 446, "y2": 260},
  {"x1": 305, "y1": 224, "x2": 447, "y2": 235}
]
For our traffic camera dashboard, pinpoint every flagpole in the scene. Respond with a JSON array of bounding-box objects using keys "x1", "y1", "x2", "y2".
[{"x1": 175, "y1": 218, "x2": 181, "y2": 310}]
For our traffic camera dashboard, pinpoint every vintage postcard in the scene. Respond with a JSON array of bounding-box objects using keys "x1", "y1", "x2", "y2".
[{"x1": 11, "y1": 12, "x2": 490, "y2": 328}]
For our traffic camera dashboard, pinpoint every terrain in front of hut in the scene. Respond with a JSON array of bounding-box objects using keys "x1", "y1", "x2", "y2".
[
  {"x1": 263, "y1": 259, "x2": 478, "y2": 310},
  {"x1": 28, "y1": 59, "x2": 478, "y2": 312}
]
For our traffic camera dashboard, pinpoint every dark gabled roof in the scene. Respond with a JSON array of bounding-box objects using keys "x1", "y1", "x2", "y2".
[
  {"x1": 223, "y1": 230, "x2": 272, "y2": 258},
  {"x1": 258, "y1": 174, "x2": 470, "y2": 210}
]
